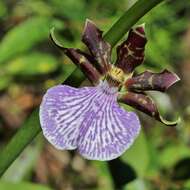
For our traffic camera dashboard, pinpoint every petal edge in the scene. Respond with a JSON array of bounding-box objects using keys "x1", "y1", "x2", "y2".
[
  {"x1": 126, "y1": 69, "x2": 180, "y2": 92},
  {"x1": 119, "y1": 92, "x2": 180, "y2": 126}
]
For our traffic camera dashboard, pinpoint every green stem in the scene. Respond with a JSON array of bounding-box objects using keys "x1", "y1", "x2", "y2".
[
  {"x1": 104, "y1": 0, "x2": 164, "y2": 46},
  {"x1": 0, "y1": 0, "x2": 165, "y2": 177},
  {"x1": 0, "y1": 110, "x2": 41, "y2": 177}
]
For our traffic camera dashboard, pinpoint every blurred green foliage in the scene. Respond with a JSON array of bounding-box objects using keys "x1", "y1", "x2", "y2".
[
  {"x1": 6, "y1": 53, "x2": 58, "y2": 76},
  {"x1": 2, "y1": 135, "x2": 43, "y2": 182},
  {"x1": 143, "y1": 2, "x2": 190, "y2": 70},
  {"x1": 0, "y1": 0, "x2": 190, "y2": 189},
  {"x1": 0, "y1": 181, "x2": 52, "y2": 190}
]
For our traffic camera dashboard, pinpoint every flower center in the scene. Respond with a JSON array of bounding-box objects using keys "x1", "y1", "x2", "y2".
[{"x1": 105, "y1": 66, "x2": 125, "y2": 87}]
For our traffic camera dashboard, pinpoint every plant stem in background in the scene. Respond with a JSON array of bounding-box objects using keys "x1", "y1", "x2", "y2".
[
  {"x1": 0, "y1": 110, "x2": 41, "y2": 177},
  {"x1": 104, "y1": 0, "x2": 164, "y2": 46},
  {"x1": 0, "y1": 0, "x2": 165, "y2": 177}
]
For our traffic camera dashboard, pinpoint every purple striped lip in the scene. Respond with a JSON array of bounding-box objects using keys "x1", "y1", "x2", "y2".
[{"x1": 39, "y1": 80, "x2": 141, "y2": 161}]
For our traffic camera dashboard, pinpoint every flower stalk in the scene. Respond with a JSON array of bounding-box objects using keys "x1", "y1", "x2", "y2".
[{"x1": 0, "y1": 0, "x2": 166, "y2": 176}]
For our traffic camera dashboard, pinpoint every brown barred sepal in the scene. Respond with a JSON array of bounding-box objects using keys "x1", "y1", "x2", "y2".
[
  {"x1": 126, "y1": 70, "x2": 180, "y2": 92},
  {"x1": 50, "y1": 28, "x2": 101, "y2": 85},
  {"x1": 118, "y1": 92, "x2": 180, "y2": 126},
  {"x1": 82, "y1": 19, "x2": 111, "y2": 75},
  {"x1": 115, "y1": 24, "x2": 147, "y2": 73}
]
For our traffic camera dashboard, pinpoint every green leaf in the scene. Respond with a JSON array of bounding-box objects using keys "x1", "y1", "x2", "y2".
[
  {"x1": 20, "y1": 0, "x2": 54, "y2": 16},
  {"x1": 2, "y1": 135, "x2": 43, "y2": 182},
  {"x1": 0, "y1": 75, "x2": 12, "y2": 91},
  {"x1": 58, "y1": 64, "x2": 76, "y2": 83},
  {"x1": 142, "y1": 1, "x2": 187, "y2": 69},
  {"x1": 0, "y1": 17, "x2": 63, "y2": 64},
  {"x1": 0, "y1": 181, "x2": 52, "y2": 190},
  {"x1": 92, "y1": 161, "x2": 114, "y2": 190},
  {"x1": 124, "y1": 179, "x2": 148, "y2": 190},
  {"x1": 6, "y1": 53, "x2": 59, "y2": 76},
  {"x1": 50, "y1": 0, "x2": 86, "y2": 20},
  {"x1": 121, "y1": 130, "x2": 150, "y2": 177},
  {"x1": 184, "y1": 180, "x2": 190, "y2": 189},
  {"x1": 0, "y1": 1, "x2": 7, "y2": 18},
  {"x1": 159, "y1": 144, "x2": 190, "y2": 169}
]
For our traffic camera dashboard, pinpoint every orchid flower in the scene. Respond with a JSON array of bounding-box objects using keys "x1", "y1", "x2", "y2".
[{"x1": 39, "y1": 19, "x2": 180, "y2": 161}]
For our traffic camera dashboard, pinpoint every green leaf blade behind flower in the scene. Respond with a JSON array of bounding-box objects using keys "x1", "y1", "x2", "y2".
[
  {"x1": 0, "y1": 17, "x2": 64, "y2": 64},
  {"x1": 121, "y1": 130, "x2": 150, "y2": 177},
  {"x1": 5, "y1": 53, "x2": 59, "y2": 77},
  {"x1": 0, "y1": 181, "x2": 52, "y2": 190}
]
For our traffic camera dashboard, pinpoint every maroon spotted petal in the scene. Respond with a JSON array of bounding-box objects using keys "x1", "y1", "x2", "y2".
[
  {"x1": 115, "y1": 24, "x2": 147, "y2": 73},
  {"x1": 82, "y1": 19, "x2": 111, "y2": 74},
  {"x1": 118, "y1": 92, "x2": 179, "y2": 126},
  {"x1": 50, "y1": 28, "x2": 101, "y2": 85},
  {"x1": 126, "y1": 69, "x2": 180, "y2": 92}
]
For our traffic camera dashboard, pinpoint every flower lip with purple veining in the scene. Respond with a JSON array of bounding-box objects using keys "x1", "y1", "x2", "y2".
[{"x1": 39, "y1": 19, "x2": 180, "y2": 161}]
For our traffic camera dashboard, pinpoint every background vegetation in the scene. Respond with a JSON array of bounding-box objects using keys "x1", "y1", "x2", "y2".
[{"x1": 0, "y1": 0, "x2": 190, "y2": 189}]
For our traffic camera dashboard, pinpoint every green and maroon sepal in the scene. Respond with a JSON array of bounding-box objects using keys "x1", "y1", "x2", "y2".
[
  {"x1": 82, "y1": 19, "x2": 111, "y2": 75},
  {"x1": 115, "y1": 24, "x2": 147, "y2": 73},
  {"x1": 118, "y1": 91, "x2": 180, "y2": 126},
  {"x1": 50, "y1": 27, "x2": 101, "y2": 85},
  {"x1": 125, "y1": 69, "x2": 180, "y2": 92}
]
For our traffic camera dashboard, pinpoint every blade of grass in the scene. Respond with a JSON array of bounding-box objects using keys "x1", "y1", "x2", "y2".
[
  {"x1": 0, "y1": 109, "x2": 41, "y2": 177},
  {"x1": 0, "y1": 0, "x2": 165, "y2": 177}
]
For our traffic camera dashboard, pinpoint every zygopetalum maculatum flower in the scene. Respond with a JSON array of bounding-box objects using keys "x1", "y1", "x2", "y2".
[{"x1": 40, "y1": 19, "x2": 180, "y2": 161}]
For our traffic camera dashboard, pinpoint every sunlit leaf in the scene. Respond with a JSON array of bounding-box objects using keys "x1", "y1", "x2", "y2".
[
  {"x1": 184, "y1": 180, "x2": 190, "y2": 189},
  {"x1": 92, "y1": 161, "x2": 114, "y2": 190},
  {"x1": 121, "y1": 130, "x2": 150, "y2": 177},
  {"x1": 18, "y1": 0, "x2": 54, "y2": 16},
  {"x1": 159, "y1": 144, "x2": 190, "y2": 169},
  {"x1": 124, "y1": 179, "x2": 148, "y2": 190},
  {"x1": 0, "y1": 181, "x2": 52, "y2": 190},
  {"x1": 6, "y1": 53, "x2": 59, "y2": 76}
]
